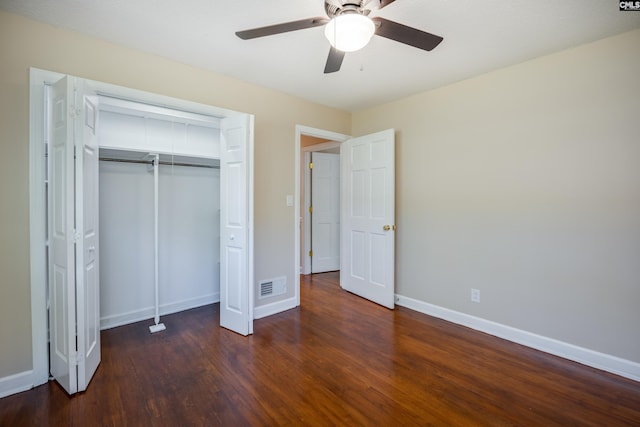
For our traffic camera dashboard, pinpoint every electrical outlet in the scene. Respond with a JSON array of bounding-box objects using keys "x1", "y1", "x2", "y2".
[{"x1": 471, "y1": 288, "x2": 480, "y2": 303}]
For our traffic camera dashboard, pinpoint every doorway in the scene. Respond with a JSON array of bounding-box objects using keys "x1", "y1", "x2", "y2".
[
  {"x1": 294, "y1": 125, "x2": 397, "y2": 310},
  {"x1": 294, "y1": 126, "x2": 349, "y2": 305}
]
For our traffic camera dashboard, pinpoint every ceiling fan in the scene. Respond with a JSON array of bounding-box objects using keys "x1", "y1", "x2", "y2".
[{"x1": 235, "y1": 0, "x2": 443, "y2": 74}]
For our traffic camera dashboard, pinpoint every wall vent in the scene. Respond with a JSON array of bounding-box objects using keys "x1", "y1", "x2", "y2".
[
  {"x1": 258, "y1": 276, "x2": 286, "y2": 299},
  {"x1": 260, "y1": 281, "x2": 273, "y2": 297}
]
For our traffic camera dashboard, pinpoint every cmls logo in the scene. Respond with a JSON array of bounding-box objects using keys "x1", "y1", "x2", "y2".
[{"x1": 620, "y1": 1, "x2": 640, "y2": 10}]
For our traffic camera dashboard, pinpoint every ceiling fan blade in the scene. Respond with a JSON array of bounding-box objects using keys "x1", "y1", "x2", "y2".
[
  {"x1": 372, "y1": 17, "x2": 443, "y2": 51},
  {"x1": 236, "y1": 17, "x2": 329, "y2": 40},
  {"x1": 378, "y1": 0, "x2": 397, "y2": 9},
  {"x1": 324, "y1": 47, "x2": 345, "y2": 74}
]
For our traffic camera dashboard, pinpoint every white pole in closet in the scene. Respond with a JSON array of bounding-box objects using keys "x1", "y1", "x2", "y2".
[{"x1": 149, "y1": 153, "x2": 166, "y2": 333}]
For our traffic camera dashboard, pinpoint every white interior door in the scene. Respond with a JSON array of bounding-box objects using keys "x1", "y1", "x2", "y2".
[
  {"x1": 49, "y1": 77, "x2": 101, "y2": 395},
  {"x1": 220, "y1": 114, "x2": 253, "y2": 335},
  {"x1": 48, "y1": 76, "x2": 78, "y2": 394},
  {"x1": 311, "y1": 152, "x2": 340, "y2": 273},
  {"x1": 341, "y1": 129, "x2": 395, "y2": 309},
  {"x1": 76, "y1": 86, "x2": 101, "y2": 391}
]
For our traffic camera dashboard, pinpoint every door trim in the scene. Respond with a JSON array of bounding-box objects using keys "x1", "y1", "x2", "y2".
[{"x1": 294, "y1": 125, "x2": 350, "y2": 305}]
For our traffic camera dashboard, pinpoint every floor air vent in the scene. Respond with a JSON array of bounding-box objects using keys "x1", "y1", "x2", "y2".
[{"x1": 258, "y1": 276, "x2": 286, "y2": 299}]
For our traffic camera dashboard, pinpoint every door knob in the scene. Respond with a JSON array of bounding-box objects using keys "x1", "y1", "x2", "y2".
[{"x1": 383, "y1": 225, "x2": 396, "y2": 231}]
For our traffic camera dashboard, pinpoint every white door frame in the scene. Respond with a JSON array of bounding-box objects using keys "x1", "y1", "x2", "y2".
[
  {"x1": 29, "y1": 68, "x2": 254, "y2": 388},
  {"x1": 303, "y1": 151, "x2": 312, "y2": 275},
  {"x1": 294, "y1": 125, "x2": 350, "y2": 305}
]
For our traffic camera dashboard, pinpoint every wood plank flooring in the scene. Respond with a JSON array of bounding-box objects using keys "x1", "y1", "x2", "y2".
[{"x1": 1, "y1": 272, "x2": 639, "y2": 426}]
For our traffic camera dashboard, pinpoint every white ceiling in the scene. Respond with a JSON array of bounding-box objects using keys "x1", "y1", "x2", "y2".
[{"x1": 2, "y1": 0, "x2": 639, "y2": 111}]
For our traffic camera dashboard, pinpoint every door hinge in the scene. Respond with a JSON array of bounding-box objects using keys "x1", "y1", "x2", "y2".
[
  {"x1": 68, "y1": 105, "x2": 82, "y2": 118},
  {"x1": 71, "y1": 351, "x2": 83, "y2": 366},
  {"x1": 309, "y1": 206, "x2": 313, "y2": 214},
  {"x1": 309, "y1": 162, "x2": 313, "y2": 169},
  {"x1": 73, "y1": 229, "x2": 81, "y2": 243},
  {"x1": 309, "y1": 250, "x2": 313, "y2": 257}
]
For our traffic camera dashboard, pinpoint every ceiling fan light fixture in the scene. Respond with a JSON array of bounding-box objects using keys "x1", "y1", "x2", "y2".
[{"x1": 324, "y1": 13, "x2": 375, "y2": 52}]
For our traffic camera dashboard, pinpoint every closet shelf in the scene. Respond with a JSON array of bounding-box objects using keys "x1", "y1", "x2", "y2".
[{"x1": 99, "y1": 147, "x2": 220, "y2": 169}]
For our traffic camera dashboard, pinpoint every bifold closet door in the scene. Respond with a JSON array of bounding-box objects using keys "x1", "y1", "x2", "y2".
[
  {"x1": 48, "y1": 76, "x2": 101, "y2": 395},
  {"x1": 220, "y1": 114, "x2": 252, "y2": 336},
  {"x1": 48, "y1": 76, "x2": 78, "y2": 395}
]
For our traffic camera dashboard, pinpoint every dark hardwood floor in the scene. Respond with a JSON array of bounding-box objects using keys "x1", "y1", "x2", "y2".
[{"x1": 1, "y1": 272, "x2": 639, "y2": 426}]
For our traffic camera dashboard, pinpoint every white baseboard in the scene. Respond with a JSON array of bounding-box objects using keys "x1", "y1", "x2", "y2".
[
  {"x1": 0, "y1": 370, "x2": 35, "y2": 399},
  {"x1": 254, "y1": 295, "x2": 298, "y2": 320},
  {"x1": 100, "y1": 293, "x2": 220, "y2": 330},
  {"x1": 396, "y1": 294, "x2": 640, "y2": 382}
]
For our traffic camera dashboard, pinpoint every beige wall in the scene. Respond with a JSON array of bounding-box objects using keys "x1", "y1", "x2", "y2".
[
  {"x1": 353, "y1": 29, "x2": 640, "y2": 362},
  {"x1": 0, "y1": 11, "x2": 351, "y2": 378}
]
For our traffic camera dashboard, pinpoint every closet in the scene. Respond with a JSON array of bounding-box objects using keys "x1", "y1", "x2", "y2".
[
  {"x1": 43, "y1": 73, "x2": 253, "y2": 396},
  {"x1": 97, "y1": 98, "x2": 222, "y2": 330}
]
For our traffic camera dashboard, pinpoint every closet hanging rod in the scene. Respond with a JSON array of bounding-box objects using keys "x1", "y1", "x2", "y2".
[{"x1": 99, "y1": 157, "x2": 219, "y2": 169}]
